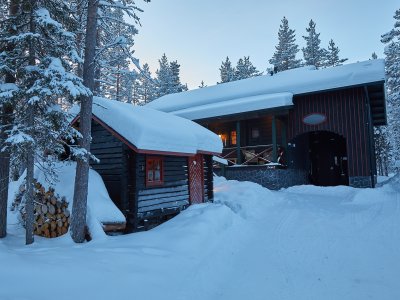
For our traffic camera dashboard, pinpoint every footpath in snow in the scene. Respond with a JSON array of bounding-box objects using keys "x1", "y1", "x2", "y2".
[{"x1": 1, "y1": 175, "x2": 400, "y2": 300}]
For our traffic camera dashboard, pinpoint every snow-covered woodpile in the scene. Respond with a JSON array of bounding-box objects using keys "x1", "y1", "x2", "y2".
[{"x1": 12, "y1": 181, "x2": 70, "y2": 238}]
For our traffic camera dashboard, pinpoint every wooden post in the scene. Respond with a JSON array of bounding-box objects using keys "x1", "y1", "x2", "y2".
[
  {"x1": 236, "y1": 121, "x2": 242, "y2": 164},
  {"x1": 272, "y1": 115, "x2": 277, "y2": 162},
  {"x1": 281, "y1": 118, "x2": 287, "y2": 151}
]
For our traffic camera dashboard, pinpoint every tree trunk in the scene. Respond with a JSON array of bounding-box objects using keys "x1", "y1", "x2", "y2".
[
  {"x1": 25, "y1": 131, "x2": 35, "y2": 245},
  {"x1": 70, "y1": 0, "x2": 98, "y2": 243},
  {"x1": 25, "y1": 2, "x2": 37, "y2": 245},
  {"x1": 0, "y1": 0, "x2": 19, "y2": 239}
]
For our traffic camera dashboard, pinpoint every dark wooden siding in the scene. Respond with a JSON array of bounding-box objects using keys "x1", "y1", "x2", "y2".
[
  {"x1": 135, "y1": 154, "x2": 189, "y2": 219},
  {"x1": 89, "y1": 120, "x2": 126, "y2": 211},
  {"x1": 288, "y1": 87, "x2": 372, "y2": 177}
]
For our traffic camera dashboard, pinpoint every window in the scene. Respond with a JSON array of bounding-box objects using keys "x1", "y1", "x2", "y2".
[
  {"x1": 251, "y1": 128, "x2": 260, "y2": 139},
  {"x1": 146, "y1": 157, "x2": 163, "y2": 186},
  {"x1": 230, "y1": 131, "x2": 237, "y2": 145}
]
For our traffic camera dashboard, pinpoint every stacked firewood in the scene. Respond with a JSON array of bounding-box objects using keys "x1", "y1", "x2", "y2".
[{"x1": 13, "y1": 181, "x2": 70, "y2": 238}]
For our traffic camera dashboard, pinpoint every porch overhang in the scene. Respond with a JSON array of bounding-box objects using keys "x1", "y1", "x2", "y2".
[{"x1": 171, "y1": 92, "x2": 294, "y2": 121}]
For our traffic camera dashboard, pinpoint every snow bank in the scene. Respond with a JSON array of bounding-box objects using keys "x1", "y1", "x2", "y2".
[
  {"x1": 147, "y1": 59, "x2": 385, "y2": 118},
  {"x1": 7, "y1": 161, "x2": 125, "y2": 240},
  {"x1": 214, "y1": 176, "x2": 278, "y2": 219},
  {"x1": 91, "y1": 97, "x2": 222, "y2": 154},
  {"x1": 34, "y1": 161, "x2": 125, "y2": 224},
  {"x1": 2, "y1": 175, "x2": 400, "y2": 300}
]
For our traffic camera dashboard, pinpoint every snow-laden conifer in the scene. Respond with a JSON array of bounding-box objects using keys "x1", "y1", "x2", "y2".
[
  {"x1": 302, "y1": 19, "x2": 326, "y2": 68},
  {"x1": 136, "y1": 63, "x2": 157, "y2": 104},
  {"x1": 269, "y1": 17, "x2": 301, "y2": 72},
  {"x1": 324, "y1": 39, "x2": 348, "y2": 67},
  {"x1": 0, "y1": 0, "x2": 90, "y2": 243},
  {"x1": 381, "y1": 8, "x2": 400, "y2": 173},
  {"x1": 235, "y1": 56, "x2": 261, "y2": 80},
  {"x1": 219, "y1": 57, "x2": 236, "y2": 83}
]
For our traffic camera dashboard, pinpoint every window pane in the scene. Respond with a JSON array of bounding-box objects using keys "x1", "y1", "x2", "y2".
[
  {"x1": 155, "y1": 170, "x2": 161, "y2": 181},
  {"x1": 251, "y1": 128, "x2": 260, "y2": 139},
  {"x1": 148, "y1": 170, "x2": 154, "y2": 181},
  {"x1": 231, "y1": 131, "x2": 237, "y2": 145}
]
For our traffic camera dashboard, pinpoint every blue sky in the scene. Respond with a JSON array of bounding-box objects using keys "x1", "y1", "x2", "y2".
[{"x1": 133, "y1": 0, "x2": 398, "y2": 89}]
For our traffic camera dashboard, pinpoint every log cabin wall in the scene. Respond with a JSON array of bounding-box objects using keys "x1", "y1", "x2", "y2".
[
  {"x1": 134, "y1": 154, "x2": 190, "y2": 221},
  {"x1": 89, "y1": 120, "x2": 127, "y2": 212},
  {"x1": 288, "y1": 87, "x2": 374, "y2": 178}
]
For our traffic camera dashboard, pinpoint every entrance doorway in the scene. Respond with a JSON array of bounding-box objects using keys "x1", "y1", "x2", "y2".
[
  {"x1": 188, "y1": 154, "x2": 204, "y2": 204},
  {"x1": 289, "y1": 131, "x2": 349, "y2": 186}
]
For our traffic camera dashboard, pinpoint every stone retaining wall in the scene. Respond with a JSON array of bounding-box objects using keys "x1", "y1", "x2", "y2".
[{"x1": 215, "y1": 166, "x2": 309, "y2": 190}]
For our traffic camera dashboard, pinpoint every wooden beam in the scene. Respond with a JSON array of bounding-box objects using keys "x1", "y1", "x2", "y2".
[
  {"x1": 272, "y1": 115, "x2": 277, "y2": 162},
  {"x1": 281, "y1": 118, "x2": 287, "y2": 151},
  {"x1": 236, "y1": 121, "x2": 242, "y2": 164}
]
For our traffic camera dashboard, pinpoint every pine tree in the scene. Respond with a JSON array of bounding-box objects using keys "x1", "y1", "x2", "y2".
[
  {"x1": 302, "y1": 19, "x2": 326, "y2": 68},
  {"x1": 95, "y1": 5, "x2": 138, "y2": 102},
  {"x1": 372, "y1": 52, "x2": 378, "y2": 60},
  {"x1": 170, "y1": 60, "x2": 185, "y2": 93},
  {"x1": 219, "y1": 56, "x2": 236, "y2": 83},
  {"x1": 381, "y1": 8, "x2": 400, "y2": 173},
  {"x1": 0, "y1": 0, "x2": 18, "y2": 239},
  {"x1": 325, "y1": 39, "x2": 348, "y2": 67},
  {"x1": 71, "y1": 0, "x2": 99, "y2": 243},
  {"x1": 137, "y1": 63, "x2": 157, "y2": 104},
  {"x1": 154, "y1": 54, "x2": 175, "y2": 98},
  {"x1": 235, "y1": 56, "x2": 261, "y2": 80},
  {"x1": 0, "y1": 0, "x2": 89, "y2": 244},
  {"x1": 269, "y1": 17, "x2": 301, "y2": 72}
]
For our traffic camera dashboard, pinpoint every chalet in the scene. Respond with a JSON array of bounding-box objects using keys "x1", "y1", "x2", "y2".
[
  {"x1": 72, "y1": 97, "x2": 222, "y2": 231},
  {"x1": 147, "y1": 59, "x2": 387, "y2": 189}
]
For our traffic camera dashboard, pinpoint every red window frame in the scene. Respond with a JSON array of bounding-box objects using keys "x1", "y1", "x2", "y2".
[{"x1": 146, "y1": 157, "x2": 164, "y2": 187}]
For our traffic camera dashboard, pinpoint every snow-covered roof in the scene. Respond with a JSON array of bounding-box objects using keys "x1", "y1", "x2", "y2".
[
  {"x1": 147, "y1": 60, "x2": 385, "y2": 120},
  {"x1": 80, "y1": 97, "x2": 222, "y2": 155}
]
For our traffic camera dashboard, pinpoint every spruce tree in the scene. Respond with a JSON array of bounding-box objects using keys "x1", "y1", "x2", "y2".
[
  {"x1": 381, "y1": 8, "x2": 400, "y2": 173},
  {"x1": 269, "y1": 17, "x2": 301, "y2": 72},
  {"x1": 302, "y1": 19, "x2": 326, "y2": 68},
  {"x1": 325, "y1": 39, "x2": 348, "y2": 67},
  {"x1": 219, "y1": 56, "x2": 236, "y2": 83}
]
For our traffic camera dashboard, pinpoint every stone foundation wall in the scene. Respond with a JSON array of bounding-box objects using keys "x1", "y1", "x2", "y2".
[
  {"x1": 215, "y1": 166, "x2": 309, "y2": 190},
  {"x1": 349, "y1": 176, "x2": 376, "y2": 188}
]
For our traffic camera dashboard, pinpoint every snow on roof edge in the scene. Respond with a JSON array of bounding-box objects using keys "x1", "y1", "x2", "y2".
[
  {"x1": 147, "y1": 59, "x2": 385, "y2": 113},
  {"x1": 172, "y1": 92, "x2": 294, "y2": 120},
  {"x1": 90, "y1": 97, "x2": 222, "y2": 155}
]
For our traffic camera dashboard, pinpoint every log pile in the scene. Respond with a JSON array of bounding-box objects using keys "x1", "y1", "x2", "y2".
[{"x1": 13, "y1": 181, "x2": 70, "y2": 238}]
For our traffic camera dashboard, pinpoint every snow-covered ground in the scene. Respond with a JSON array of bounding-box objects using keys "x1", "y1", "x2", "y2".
[{"x1": 1, "y1": 175, "x2": 400, "y2": 300}]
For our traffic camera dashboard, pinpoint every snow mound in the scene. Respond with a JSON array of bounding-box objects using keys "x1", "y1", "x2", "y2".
[
  {"x1": 8, "y1": 161, "x2": 125, "y2": 240},
  {"x1": 35, "y1": 161, "x2": 125, "y2": 224},
  {"x1": 213, "y1": 177, "x2": 278, "y2": 219}
]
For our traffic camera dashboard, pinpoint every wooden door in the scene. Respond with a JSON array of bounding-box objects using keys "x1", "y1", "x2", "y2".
[{"x1": 188, "y1": 154, "x2": 204, "y2": 204}]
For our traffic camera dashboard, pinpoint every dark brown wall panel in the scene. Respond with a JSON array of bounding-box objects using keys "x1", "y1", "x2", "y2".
[{"x1": 288, "y1": 87, "x2": 372, "y2": 177}]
